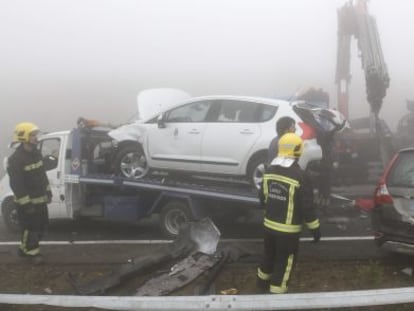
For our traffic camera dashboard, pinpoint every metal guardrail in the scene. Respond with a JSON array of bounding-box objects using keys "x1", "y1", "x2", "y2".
[
  {"x1": 1, "y1": 287, "x2": 414, "y2": 310},
  {"x1": 0, "y1": 236, "x2": 374, "y2": 247}
]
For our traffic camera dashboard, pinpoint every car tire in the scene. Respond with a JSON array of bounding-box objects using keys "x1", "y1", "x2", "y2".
[
  {"x1": 113, "y1": 143, "x2": 149, "y2": 179},
  {"x1": 1, "y1": 197, "x2": 21, "y2": 233},
  {"x1": 159, "y1": 200, "x2": 193, "y2": 238},
  {"x1": 247, "y1": 152, "x2": 267, "y2": 189}
]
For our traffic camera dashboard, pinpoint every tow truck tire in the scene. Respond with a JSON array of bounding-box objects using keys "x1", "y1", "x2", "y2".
[
  {"x1": 113, "y1": 143, "x2": 149, "y2": 179},
  {"x1": 159, "y1": 201, "x2": 193, "y2": 238},
  {"x1": 1, "y1": 197, "x2": 20, "y2": 233},
  {"x1": 247, "y1": 152, "x2": 267, "y2": 189}
]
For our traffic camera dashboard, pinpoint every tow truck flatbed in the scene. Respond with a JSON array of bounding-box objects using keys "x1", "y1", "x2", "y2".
[{"x1": 72, "y1": 174, "x2": 259, "y2": 204}]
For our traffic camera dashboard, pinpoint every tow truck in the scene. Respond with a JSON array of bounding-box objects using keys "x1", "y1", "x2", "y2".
[
  {"x1": 0, "y1": 118, "x2": 357, "y2": 238},
  {"x1": 0, "y1": 122, "x2": 260, "y2": 238},
  {"x1": 336, "y1": 0, "x2": 390, "y2": 120},
  {"x1": 333, "y1": 0, "x2": 394, "y2": 186}
]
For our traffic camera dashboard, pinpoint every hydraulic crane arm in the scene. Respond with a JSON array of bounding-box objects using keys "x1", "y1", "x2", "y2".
[{"x1": 335, "y1": 0, "x2": 390, "y2": 118}]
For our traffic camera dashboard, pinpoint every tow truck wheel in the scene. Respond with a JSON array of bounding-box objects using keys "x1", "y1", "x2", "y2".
[
  {"x1": 247, "y1": 153, "x2": 267, "y2": 189},
  {"x1": 1, "y1": 197, "x2": 20, "y2": 233},
  {"x1": 114, "y1": 143, "x2": 149, "y2": 179},
  {"x1": 160, "y1": 201, "x2": 193, "y2": 238}
]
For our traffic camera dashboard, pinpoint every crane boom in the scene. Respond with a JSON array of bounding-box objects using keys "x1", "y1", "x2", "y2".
[{"x1": 335, "y1": 0, "x2": 390, "y2": 118}]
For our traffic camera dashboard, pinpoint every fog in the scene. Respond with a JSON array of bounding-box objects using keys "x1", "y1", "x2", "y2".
[{"x1": 1, "y1": 0, "x2": 414, "y2": 166}]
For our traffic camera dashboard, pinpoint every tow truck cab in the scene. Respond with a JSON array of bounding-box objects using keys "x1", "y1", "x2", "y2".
[{"x1": 0, "y1": 128, "x2": 119, "y2": 230}]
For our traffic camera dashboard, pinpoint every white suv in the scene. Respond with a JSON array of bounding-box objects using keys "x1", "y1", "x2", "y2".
[{"x1": 109, "y1": 89, "x2": 346, "y2": 188}]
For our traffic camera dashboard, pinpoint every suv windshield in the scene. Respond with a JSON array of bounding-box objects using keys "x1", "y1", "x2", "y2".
[{"x1": 387, "y1": 151, "x2": 414, "y2": 187}]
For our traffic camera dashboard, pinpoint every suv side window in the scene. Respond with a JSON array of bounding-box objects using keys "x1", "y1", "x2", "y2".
[
  {"x1": 166, "y1": 101, "x2": 211, "y2": 122},
  {"x1": 217, "y1": 100, "x2": 244, "y2": 122},
  {"x1": 215, "y1": 100, "x2": 277, "y2": 123},
  {"x1": 238, "y1": 101, "x2": 260, "y2": 122},
  {"x1": 259, "y1": 104, "x2": 278, "y2": 122}
]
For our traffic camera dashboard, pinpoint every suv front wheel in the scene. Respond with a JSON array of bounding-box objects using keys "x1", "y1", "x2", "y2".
[
  {"x1": 113, "y1": 143, "x2": 149, "y2": 179},
  {"x1": 247, "y1": 153, "x2": 267, "y2": 189}
]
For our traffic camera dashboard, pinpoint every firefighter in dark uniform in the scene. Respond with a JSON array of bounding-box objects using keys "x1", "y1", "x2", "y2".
[
  {"x1": 257, "y1": 133, "x2": 321, "y2": 294},
  {"x1": 7, "y1": 122, "x2": 52, "y2": 264}
]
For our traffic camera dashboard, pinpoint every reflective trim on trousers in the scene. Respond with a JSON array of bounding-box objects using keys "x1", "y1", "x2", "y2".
[
  {"x1": 269, "y1": 284, "x2": 287, "y2": 294},
  {"x1": 20, "y1": 230, "x2": 40, "y2": 256},
  {"x1": 257, "y1": 267, "x2": 271, "y2": 281},
  {"x1": 306, "y1": 219, "x2": 320, "y2": 230},
  {"x1": 270, "y1": 254, "x2": 294, "y2": 294}
]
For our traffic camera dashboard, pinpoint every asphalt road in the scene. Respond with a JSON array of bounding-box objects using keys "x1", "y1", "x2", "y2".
[
  {"x1": 0, "y1": 183, "x2": 388, "y2": 262},
  {"x1": 0, "y1": 203, "x2": 372, "y2": 241},
  {"x1": 0, "y1": 197, "x2": 386, "y2": 262}
]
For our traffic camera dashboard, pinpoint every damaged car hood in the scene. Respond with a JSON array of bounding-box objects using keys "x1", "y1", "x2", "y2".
[{"x1": 108, "y1": 122, "x2": 147, "y2": 144}]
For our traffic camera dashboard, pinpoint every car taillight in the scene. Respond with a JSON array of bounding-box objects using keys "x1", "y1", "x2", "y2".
[
  {"x1": 374, "y1": 182, "x2": 393, "y2": 205},
  {"x1": 298, "y1": 122, "x2": 316, "y2": 140},
  {"x1": 373, "y1": 153, "x2": 399, "y2": 205}
]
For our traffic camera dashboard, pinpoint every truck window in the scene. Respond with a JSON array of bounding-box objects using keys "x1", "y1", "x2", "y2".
[{"x1": 40, "y1": 138, "x2": 61, "y2": 161}]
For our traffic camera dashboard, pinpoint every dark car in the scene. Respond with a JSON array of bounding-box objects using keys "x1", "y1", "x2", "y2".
[{"x1": 371, "y1": 147, "x2": 414, "y2": 255}]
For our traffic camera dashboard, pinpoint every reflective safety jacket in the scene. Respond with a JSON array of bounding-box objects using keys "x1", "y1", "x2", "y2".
[
  {"x1": 7, "y1": 145, "x2": 51, "y2": 207},
  {"x1": 259, "y1": 162, "x2": 320, "y2": 234}
]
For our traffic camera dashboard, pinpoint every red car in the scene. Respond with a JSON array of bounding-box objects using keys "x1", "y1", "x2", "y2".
[{"x1": 371, "y1": 147, "x2": 414, "y2": 255}]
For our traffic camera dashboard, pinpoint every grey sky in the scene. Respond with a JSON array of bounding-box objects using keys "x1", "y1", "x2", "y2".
[{"x1": 1, "y1": 0, "x2": 413, "y2": 153}]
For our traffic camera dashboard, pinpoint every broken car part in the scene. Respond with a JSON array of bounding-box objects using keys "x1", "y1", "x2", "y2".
[{"x1": 68, "y1": 218, "x2": 220, "y2": 295}]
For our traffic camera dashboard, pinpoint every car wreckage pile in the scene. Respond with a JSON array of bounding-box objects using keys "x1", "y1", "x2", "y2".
[{"x1": 67, "y1": 218, "x2": 250, "y2": 297}]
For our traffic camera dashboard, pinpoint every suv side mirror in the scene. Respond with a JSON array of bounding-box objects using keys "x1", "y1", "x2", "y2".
[
  {"x1": 157, "y1": 113, "x2": 166, "y2": 128},
  {"x1": 43, "y1": 155, "x2": 58, "y2": 171}
]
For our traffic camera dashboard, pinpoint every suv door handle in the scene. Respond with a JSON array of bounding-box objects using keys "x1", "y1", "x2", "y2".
[
  {"x1": 189, "y1": 129, "x2": 200, "y2": 134},
  {"x1": 240, "y1": 129, "x2": 254, "y2": 135}
]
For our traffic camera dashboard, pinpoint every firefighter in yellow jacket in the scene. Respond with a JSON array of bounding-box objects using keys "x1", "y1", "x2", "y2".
[
  {"x1": 7, "y1": 122, "x2": 52, "y2": 264},
  {"x1": 257, "y1": 132, "x2": 321, "y2": 294}
]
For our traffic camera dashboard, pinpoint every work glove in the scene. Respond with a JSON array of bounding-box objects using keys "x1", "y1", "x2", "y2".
[{"x1": 310, "y1": 227, "x2": 321, "y2": 243}]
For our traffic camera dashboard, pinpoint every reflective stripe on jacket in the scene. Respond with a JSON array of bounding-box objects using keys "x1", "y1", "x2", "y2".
[{"x1": 259, "y1": 162, "x2": 320, "y2": 234}]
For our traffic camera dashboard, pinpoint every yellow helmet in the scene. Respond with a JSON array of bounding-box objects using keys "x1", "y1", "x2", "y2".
[
  {"x1": 278, "y1": 133, "x2": 304, "y2": 158},
  {"x1": 13, "y1": 122, "x2": 40, "y2": 143}
]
